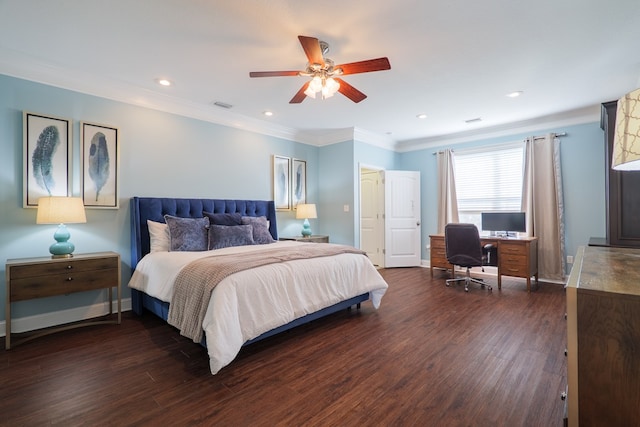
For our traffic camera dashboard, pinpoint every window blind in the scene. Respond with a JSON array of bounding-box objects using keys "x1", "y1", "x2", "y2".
[{"x1": 454, "y1": 143, "x2": 524, "y2": 212}]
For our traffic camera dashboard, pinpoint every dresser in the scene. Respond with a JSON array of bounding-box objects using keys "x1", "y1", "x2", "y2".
[
  {"x1": 565, "y1": 246, "x2": 640, "y2": 426},
  {"x1": 429, "y1": 234, "x2": 538, "y2": 292},
  {"x1": 5, "y1": 251, "x2": 121, "y2": 349}
]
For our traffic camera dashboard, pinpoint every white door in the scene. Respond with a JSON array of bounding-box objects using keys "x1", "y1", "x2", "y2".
[
  {"x1": 360, "y1": 169, "x2": 384, "y2": 266},
  {"x1": 384, "y1": 170, "x2": 421, "y2": 267}
]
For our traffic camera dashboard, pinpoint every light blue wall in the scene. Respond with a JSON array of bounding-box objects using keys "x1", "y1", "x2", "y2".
[
  {"x1": 0, "y1": 74, "x2": 318, "y2": 320},
  {"x1": 0, "y1": 72, "x2": 609, "y2": 326},
  {"x1": 317, "y1": 141, "x2": 354, "y2": 244},
  {"x1": 398, "y1": 122, "x2": 607, "y2": 268}
]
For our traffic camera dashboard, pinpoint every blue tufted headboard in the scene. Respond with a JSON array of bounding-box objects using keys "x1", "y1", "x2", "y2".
[{"x1": 130, "y1": 197, "x2": 277, "y2": 269}]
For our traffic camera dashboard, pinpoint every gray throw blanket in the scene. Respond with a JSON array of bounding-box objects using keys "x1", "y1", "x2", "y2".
[{"x1": 167, "y1": 243, "x2": 367, "y2": 342}]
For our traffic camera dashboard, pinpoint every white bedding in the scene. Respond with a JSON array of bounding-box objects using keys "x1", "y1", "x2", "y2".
[{"x1": 128, "y1": 241, "x2": 388, "y2": 374}]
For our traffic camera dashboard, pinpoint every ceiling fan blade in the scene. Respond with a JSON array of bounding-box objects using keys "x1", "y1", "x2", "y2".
[
  {"x1": 298, "y1": 35, "x2": 325, "y2": 67},
  {"x1": 250, "y1": 71, "x2": 300, "y2": 78},
  {"x1": 334, "y1": 78, "x2": 367, "y2": 103},
  {"x1": 335, "y1": 57, "x2": 391, "y2": 75},
  {"x1": 290, "y1": 82, "x2": 310, "y2": 104}
]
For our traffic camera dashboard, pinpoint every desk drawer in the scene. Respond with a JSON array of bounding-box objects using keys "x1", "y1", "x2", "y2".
[
  {"x1": 500, "y1": 243, "x2": 528, "y2": 256},
  {"x1": 500, "y1": 254, "x2": 528, "y2": 276},
  {"x1": 430, "y1": 237, "x2": 451, "y2": 269}
]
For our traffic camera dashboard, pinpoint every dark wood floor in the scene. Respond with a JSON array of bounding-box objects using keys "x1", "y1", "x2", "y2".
[{"x1": 0, "y1": 268, "x2": 567, "y2": 427}]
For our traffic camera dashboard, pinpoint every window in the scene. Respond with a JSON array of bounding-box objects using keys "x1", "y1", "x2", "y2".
[{"x1": 454, "y1": 143, "x2": 524, "y2": 232}]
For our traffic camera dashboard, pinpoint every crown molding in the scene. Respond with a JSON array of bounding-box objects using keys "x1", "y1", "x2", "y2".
[
  {"x1": 394, "y1": 105, "x2": 601, "y2": 152},
  {"x1": 0, "y1": 49, "x2": 602, "y2": 152}
]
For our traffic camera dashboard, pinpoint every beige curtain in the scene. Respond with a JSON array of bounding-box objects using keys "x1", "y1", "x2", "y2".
[
  {"x1": 436, "y1": 149, "x2": 459, "y2": 233},
  {"x1": 522, "y1": 134, "x2": 566, "y2": 281}
]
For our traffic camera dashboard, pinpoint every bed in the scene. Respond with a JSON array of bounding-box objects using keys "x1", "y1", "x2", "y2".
[{"x1": 128, "y1": 197, "x2": 388, "y2": 374}]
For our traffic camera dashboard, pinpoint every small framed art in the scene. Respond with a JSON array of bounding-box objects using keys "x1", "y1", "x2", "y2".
[
  {"x1": 292, "y1": 158, "x2": 306, "y2": 207},
  {"x1": 23, "y1": 112, "x2": 72, "y2": 208},
  {"x1": 81, "y1": 122, "x2": 120, "y2": 208},
  {"x1": 273, "y1": 155, "x2": 291, "y2": 211}
]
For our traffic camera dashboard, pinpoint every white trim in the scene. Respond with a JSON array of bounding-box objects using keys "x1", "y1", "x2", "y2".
[{"x1": 395, "y1": 105, "x2": 600, "y2": 152}]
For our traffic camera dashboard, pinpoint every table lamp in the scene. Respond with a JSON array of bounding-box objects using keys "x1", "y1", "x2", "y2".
[
  {"x1": 37, "y1": 196, "x2": 87, "y2": 258},
  {"x1": 612, "y1": 87, "x2": 640, "y2": 171},
  {"x1": 296, "y1": 203, "x2": 317, "y2": 237}
]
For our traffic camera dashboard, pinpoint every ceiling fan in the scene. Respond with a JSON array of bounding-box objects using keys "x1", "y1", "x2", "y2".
[{"x1": 249, "y1": 35, "x2": 391, "y2": 104}]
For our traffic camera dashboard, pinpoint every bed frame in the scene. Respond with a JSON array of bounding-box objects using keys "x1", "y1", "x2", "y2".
[{"x1": 129, "y1": 196, "x2": 368, "y2": 345}]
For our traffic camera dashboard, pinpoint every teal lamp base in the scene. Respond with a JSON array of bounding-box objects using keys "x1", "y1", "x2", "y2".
[
  {"x1": 49, "y1": 223, "x2": 75, "y2": 258},
  {"x1": 301, "y1": 218, "x2": 312, "y2": 237}
]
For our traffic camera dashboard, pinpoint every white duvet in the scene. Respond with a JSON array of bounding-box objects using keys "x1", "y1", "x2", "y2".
[{"x1": 128, "y1": 241, "x2": 388, "y2": 374}]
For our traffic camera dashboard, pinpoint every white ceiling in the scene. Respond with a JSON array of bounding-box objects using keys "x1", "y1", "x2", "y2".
[{"x1": 1, "y1": 0, "x2": 639, "y2": 148}]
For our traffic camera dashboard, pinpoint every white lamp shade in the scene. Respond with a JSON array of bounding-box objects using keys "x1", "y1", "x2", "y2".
[
  {"x1": 37, "y1": 197, "x2": 87, "y2": 224},
  {"x1": 612, "y1": 88, "x2": 640, "y2": 171},
  {"x1": 296, "y1": 203, "x2": 317, "y2": 219}
]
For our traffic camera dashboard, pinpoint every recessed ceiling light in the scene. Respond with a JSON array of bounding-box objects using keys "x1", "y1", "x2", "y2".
[
  {"x1": 507, "y1": 91, "x2": 523, "y2": 98},
  {"x1": 263, "y1": 111, "x2": 273, "y2": 117},
  {"x1": 416, "y1": 113, "x2": 427, "y2": 119},
  {"x1": 156, "y1": 78, "x2": 172, "y2": 87}
]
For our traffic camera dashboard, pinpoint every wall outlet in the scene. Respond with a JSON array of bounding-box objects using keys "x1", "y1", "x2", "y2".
[
  {"x1": 567, "y1": 255, "x2": 574, "y2": 264},
  {"x1": 343, "y1": 204, "x2": 350, "y2": 212}
]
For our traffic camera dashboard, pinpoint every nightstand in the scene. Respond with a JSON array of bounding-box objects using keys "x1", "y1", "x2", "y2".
[
  {"x1": 279, "y1": 235, "x2": 329, "y2": 243},
  {"x1": 5, "y1": 251, "x2": 121, "y2": 349}
]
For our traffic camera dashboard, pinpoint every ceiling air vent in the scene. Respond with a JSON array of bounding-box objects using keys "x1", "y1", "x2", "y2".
[{"x1": 212, "y1": 101, "x2": 233, "y2": 109}]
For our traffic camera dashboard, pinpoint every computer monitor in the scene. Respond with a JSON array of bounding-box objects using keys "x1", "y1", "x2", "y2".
[{"x1": 481, "y1": 212, "x2": 526, "y2": 237}]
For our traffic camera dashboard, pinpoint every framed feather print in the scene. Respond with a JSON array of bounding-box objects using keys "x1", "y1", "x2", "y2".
[
  {"x1": 292, "y1": 158, "x2": 306, "y2": 208},
  {"x1": 23, "y1": 112, "x2": 72, "y2": 208},
  {"x1": 81, "y1": 122, "x2": 119, "y2": 209},
  {"x1": 273, "y1": 155, "x2": 290, "y2": 211}
]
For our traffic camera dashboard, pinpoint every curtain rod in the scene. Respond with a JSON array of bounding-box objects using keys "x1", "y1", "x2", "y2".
[
  {"x1": 432, "y1": 132, "x2": 567, "y2": 155},
  {"x1": 534, "y1": 132, "x2": 566, "y2": 140}
]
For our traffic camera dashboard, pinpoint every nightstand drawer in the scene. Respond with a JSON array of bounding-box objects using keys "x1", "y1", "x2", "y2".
[
  {"x1": 5, "y1": 251, "x2": 121, "y2": 349},
  {"x1": 10, "y1": 268, "x2": 119, "y2": 301},
  {"x1": 9, "y1": 257, "x2": 118, "y2": 280},
  {"x1": 280, "y1": 235, "x2": 329, "y2": 243}
]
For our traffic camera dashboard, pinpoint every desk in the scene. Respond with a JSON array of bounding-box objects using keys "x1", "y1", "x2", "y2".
[{"x1": 429, "y1": 234, "x2": 538, "y2": 292}]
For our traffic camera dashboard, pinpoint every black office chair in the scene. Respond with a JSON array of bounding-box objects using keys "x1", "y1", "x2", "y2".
[{"x1": 444, "y1": 223, "x2": 493, "y2": 292}]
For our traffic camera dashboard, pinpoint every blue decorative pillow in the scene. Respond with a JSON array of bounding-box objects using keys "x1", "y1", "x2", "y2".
[
  {"x1": 241, "y1": 216, "x2": 276, "y2": 244},
  {"x1": 208, "y1": 224, "x2": 255, "y2": 250},
  {"x1": 164, "y1": 215, "x2": 209, "y2": 252},
  {"x1": 203, "y1": 211, "x2": 243, "y2": 226}
]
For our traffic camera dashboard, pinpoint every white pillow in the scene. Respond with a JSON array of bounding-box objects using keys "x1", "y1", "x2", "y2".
[{"x1": 147, "y1": 220, "x2": 170, "y2": 252}]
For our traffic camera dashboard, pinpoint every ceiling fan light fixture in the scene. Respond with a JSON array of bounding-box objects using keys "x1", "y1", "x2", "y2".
[
  {"x1": 249, "y1": 35, "x2": 390, "y2": 104},
  {"x1": 304, "y1": 86, "x2": 316, "y2": 98},
  {"x1": 322, "y1": 77, "x2": 340, "y2": 99}
]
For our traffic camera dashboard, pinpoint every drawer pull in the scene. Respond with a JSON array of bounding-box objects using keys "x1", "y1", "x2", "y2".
[
  {"x1": 66, "y1": 265, "x2": 73, "y2": 270},
  {"x1": 66, "y1": 277, "x2": 73, "y2": 281}
]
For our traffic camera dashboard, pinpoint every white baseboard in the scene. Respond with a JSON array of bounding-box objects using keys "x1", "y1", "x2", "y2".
[{"x1": 0, "y1": 298, "x2": 132, "y2": 338}]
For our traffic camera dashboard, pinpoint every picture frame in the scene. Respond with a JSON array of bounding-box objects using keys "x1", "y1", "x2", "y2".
[
  {"x1": 273, "y1": 155, "x2": 291, "y2": 211},
  {"x1": 292, "y1": 158, "x2": 307, "y2": 208},
  {"x1": 23, "y1": 112, "x2": 72, "y2": 208},
  {"x1": 81, "y1": 122, "x2": 120, "y2": 209}
]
